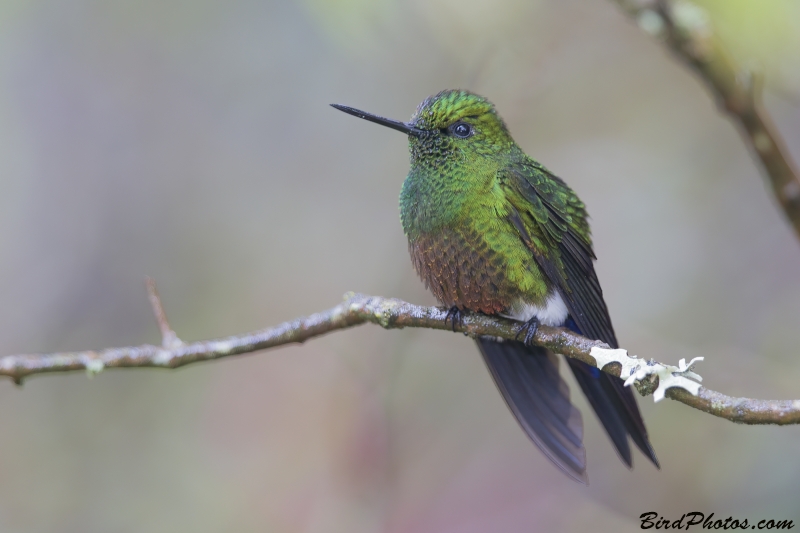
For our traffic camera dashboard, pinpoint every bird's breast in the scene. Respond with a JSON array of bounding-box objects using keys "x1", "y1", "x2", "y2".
[
  {"x1": 407, "y1": 226, "x2": 511, "y2": 314},
  {"x1": 400, "y1": 164, "x2": 552, "y2": 316}
]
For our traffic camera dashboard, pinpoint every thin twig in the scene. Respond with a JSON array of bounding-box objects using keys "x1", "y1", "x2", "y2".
[
  {"x1": 145, "y1": 277, "x2": 182, "y2": 349},
  {"x1": 0, "y1": 293, "x2": 797, "y2": 425},
  {"x1": 613, "y1": 0, "x2": 800, "y2": 239}
]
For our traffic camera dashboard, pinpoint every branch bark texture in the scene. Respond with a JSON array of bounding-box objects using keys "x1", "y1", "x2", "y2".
[
  {"x1": 614, "y1": 0, "x2": 800, "y2": 239},
  {"x1": 2, "y1": 293, "x2": 798, "y2": 426}
]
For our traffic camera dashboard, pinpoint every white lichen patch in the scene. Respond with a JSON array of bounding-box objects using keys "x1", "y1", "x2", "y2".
[
  {"x1": 153, "y1": 349, "x2": 173, "y2": 366},
  {"x1": 212, "y1": 340, "x2": 236, "y2": 355},
  {"x1": 637, "y1": 9, "x2": 664, "y2": 36},
  {"x1": 590, "y1": 346, "x2": 704, "y2": 402},
  {"x1": 672, "y1": 0, "x2": 710, "y2": 36},
  {"x1": 84, "y1": 358, "x2": 105, "y2": 378}
]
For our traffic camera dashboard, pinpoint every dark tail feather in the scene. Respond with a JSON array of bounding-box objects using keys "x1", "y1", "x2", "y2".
[
  {"x1": 477, "y1": 337, "x2": 588, "y2": 483},
  {"x1": 600, "y1": 369, "x2": 660, "y2": 468},
  {"x1": 560, "y1": 316, "x2": 660, "y2": 469},
  {"x1": 566, "y1": 359, "x2": 660, "y2": 469}
]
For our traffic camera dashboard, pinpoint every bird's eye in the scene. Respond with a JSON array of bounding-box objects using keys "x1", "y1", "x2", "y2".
[{"x1": 450, "y1": 122, "x2": 473, "y2": 138}]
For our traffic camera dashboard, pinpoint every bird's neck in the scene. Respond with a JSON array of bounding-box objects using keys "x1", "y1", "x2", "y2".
[{"x1": 399, "y1": 157, "x2": 499, "y2": 240}]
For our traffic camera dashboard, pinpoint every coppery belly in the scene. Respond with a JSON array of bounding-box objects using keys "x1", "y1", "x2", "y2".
[{"x1": 407, "y1": 227, "x2": 510, "y2": 314}]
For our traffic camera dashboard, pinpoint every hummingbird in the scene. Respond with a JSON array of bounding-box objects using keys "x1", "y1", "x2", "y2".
[{"x1": 331, "y1": 90, "x2": 659, "y2": 483}]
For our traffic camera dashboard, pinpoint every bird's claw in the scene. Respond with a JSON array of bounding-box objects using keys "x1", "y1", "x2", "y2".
[
  {"x1": 444, "y1": 306, "x2": 464, "y2": 332},
  {"x1": 515, "y1": 317, "x2": 540, "y2": 346}
]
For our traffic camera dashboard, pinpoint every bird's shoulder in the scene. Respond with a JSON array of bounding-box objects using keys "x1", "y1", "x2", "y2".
[{"x1": 497, "y1": 155, "x2": 593, "y2": 255}]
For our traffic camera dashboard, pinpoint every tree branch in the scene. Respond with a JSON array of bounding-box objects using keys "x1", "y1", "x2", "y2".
[
  {"x1": 613, "y1": 0, "x2": 800, "y2": 239},
  {"x1": 1, "y1": 291, "x2": 798, "y2": 425}
]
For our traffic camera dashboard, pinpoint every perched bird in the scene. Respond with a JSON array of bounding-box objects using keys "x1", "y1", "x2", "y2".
[{"x1": 331, "y1": 90, "x2": 658, "y2": 483}]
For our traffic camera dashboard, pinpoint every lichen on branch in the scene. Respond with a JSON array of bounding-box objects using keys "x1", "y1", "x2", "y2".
[{"x1": 1, "y1": 291, "x2": 798, "y2": 426}]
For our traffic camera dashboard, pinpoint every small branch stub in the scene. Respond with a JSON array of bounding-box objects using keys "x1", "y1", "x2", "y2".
[
  {"x1": 146, "y1": 277, "x2": 183, "y2": 349},
  {"x1": 0, "y1": 291, "x2": 797, "y2": 425}
]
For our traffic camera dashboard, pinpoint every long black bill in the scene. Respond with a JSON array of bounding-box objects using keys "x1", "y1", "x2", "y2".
[{"x1": 330, "y1": 104, "x2": 425, "y2": 138}]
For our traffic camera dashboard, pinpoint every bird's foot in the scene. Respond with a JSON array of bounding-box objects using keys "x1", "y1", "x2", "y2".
[
  {"x1": 515, "y1": 317, "x2": 540, "y2": 346},
  {"x1": 444, "y1": 306, "x2": 464, "y2": 332}
]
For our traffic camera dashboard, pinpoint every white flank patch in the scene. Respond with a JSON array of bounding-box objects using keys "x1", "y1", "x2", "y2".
[{"x1": 504, "y1": 291, "x2": 569, "y2": 327}]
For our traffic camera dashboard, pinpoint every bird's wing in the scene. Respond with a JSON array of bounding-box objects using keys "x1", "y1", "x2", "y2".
[
  {"x1": 498, "y1": 159, "x2": 616, "y2": 346},
  {"x1": 498, "y1": 159, "x2": 659, "y2": 468}
]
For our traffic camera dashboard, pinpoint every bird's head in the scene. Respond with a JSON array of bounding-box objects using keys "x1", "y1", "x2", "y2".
[{"x1": 332, "y1": 90, "x2": 515, "y2": 168}]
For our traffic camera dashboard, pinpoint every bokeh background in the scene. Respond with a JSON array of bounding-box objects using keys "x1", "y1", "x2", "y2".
[{"x1": 1, "y1": 0, "x2": 799, "y2": 531}]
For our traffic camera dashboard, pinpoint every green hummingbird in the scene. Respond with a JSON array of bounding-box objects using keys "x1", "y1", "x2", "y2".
[{"x1": 332, "y1": 90, "x2": 659, "y2": 483}]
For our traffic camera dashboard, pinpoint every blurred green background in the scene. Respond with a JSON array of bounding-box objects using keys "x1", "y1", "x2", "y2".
[{"x1": 1, "y1": 0, "x2": 799, "y2": 531}]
